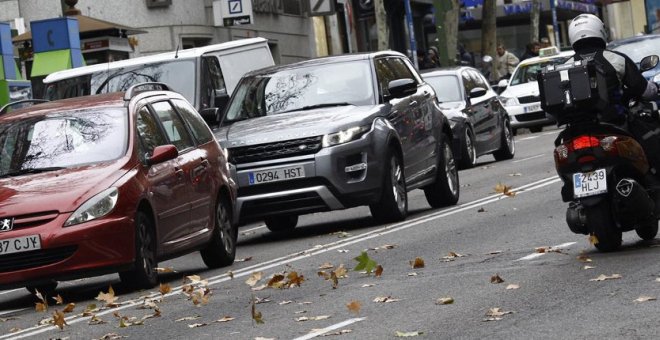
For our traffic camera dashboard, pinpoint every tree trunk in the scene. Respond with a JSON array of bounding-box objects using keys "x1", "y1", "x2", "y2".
[
  {"x1": 481, "y1": 0, "x2": 498, "y2": 80},
  {"x1": 530, "y1": 0, "x2": 541, "y2": 43},
  {"x1": 433, "y1": 0, "x2": 459, "y2": 67},
  {"x1": 374, "y1": 0, "x2": 389, "y2": 51},
  {"x1": 445, "y1": 0, "x2": 460, "y2": 66}
]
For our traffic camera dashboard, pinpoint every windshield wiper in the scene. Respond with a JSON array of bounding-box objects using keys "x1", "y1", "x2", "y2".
[
  {"x1": 0, "y1": 167, "x2": 67, "y2": 178},
  {"x1": 277, "y1": 102, "x2": 353, "y2": 114}
]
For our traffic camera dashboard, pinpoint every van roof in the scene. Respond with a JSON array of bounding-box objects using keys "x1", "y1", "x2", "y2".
[{"x1": 44, "y1": 37, "x2": 268, "y2": 84}]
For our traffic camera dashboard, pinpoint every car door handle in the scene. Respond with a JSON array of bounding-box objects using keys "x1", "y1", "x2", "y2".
[{"x1": 409, "y1": 101, "x2": 418, "y2": 107}]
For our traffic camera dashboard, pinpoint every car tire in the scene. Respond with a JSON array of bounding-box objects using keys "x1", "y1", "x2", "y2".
[
  {"x1": 26, "y1": 281, "x2": 58, "y2": 297},
  {"x1": 201, "y1": 196, "x2": 237, "y2": 268},
  {"x1": 370, "y1": 150, "x2": 408, "y2": 223},
  {"x1": 459, "y1": 128, "x2": 477, "y2": 169},
  {"x1": 119, "y1": 211, "x2": 158, "y2": 289},
  {"x1": 424, "y1": 136, "x2": 460, "y2": 208},
  {"x1": 529, "y1": 126, "x2": 543, "y2": 133},
  {"x1": 265, "y1": 215, "x2": 298, "y2": 232},
  {"x1": 493, "y1": 120, "x2": 515, "y2": 161}
]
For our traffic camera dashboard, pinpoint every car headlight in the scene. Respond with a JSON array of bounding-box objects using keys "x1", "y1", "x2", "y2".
[
  {"x1": 322, "y1": 125, "x2": 370, "y2": 147},
  {"x1": 64, "y1": 187, "x2": 119, "y2": 227},
  {"x1": 501, "y1": 97, "x2": 519, "y2": 107}
]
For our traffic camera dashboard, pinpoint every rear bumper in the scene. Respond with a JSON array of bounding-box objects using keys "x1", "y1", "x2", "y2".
[{"x1": 504, "y1": 104, "x2": 556, "y2": 129}]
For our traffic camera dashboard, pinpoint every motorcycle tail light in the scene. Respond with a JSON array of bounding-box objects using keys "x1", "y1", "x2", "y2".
[{"x1": 572, "y1": 136, "x2": 600, "y2": 150}]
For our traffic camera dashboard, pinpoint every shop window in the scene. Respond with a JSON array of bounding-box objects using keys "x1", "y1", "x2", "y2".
[{"x1": 283, "y1": 0, "x2": 302, "y2": 16}]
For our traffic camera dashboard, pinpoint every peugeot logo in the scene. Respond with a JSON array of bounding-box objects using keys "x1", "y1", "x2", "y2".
[
  {"x1": 298, "y1": 145, "x2": 308, "y2": 150},
  {"x1": 0, "y1": 218, "x2": 13, "y2": 232}
]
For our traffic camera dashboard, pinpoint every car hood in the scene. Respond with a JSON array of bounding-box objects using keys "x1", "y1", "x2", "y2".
[
  {"x1": 0, "y1": 162, "x2": 129, "y2": 217},
  {"x1": 500, "y1": 82, "x2": 539, "y2": 99},
  {"x1": 220, "y1": 105, "x2": 379, "y2": 147}
]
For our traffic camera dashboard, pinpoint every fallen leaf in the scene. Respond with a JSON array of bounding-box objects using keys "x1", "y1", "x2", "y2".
[
  {"x1": 216, "y1": 316, "x2": 234, "y2": 323},
  {"x1": 395, "y1": 331, "x2": 424, "y2": 337},
  {"x1": 483, "y1": 317, "x2": 503, "y2": 322},
  {"x1": 320, "y1": 329, "x2": 352, "y2": 337},
  {"x1": 656, "y1": 278, "x2": 660, "y2": 282},
  {"x1": 96, "y1": 286, "x2": 118, "y2": 306},
  {"x1": 188, "y1": 323, "x2": 208, "y2": 328},
  {"x1": 236, "y1": 256, "x2": 253, "y2": 262},
  {"x1": 589, "y1": 233, "x2": 599, "y2": 245},
  {"x1": 535, "y1": 247, "x2": 547, "y2": 253},
  {"x1": 506, "y1": 284, "x2": 520, "y2": 290},
  {"x1": 52, "y1": 295, "x2": 64, "y2": 305},
  {"x1": 93, "y1": 333, "x2": 126, "y2": 340},
  {"x1": 509, "y1": 173, "x2": 522, "y2": 177},
  {"x1": 159, "y1": 283, "x2": 171, "y2": 295},
  {"x1": 486, "y1": 307, "x2": 513, "y2": 317},
  {"x1": 254, "y1": 338, "x2": 275, "y2": 340},
  {"x1": 287, "y1": 271, "x2": 305, "y2": 287},
  {"x1": 583, "y1": 265, "x2": 596, "y2": 270},
  {"x1": 252, "y1": 296, "x2": 264, "y2": 324},
  {"x1": 590, "y1": 274, "x2": 622, "y2": 282},
  {"x1": 88, "y1": 315, "x2": 106, "y2": 325},
  {"x1": 436, "y1": 297, "x2": 454, "y2": 305},
  {"x1": 267, "y1": 274, "x2": 285, "y2": 288},
  {"x1": 361, "y1": 284, "x2": 375, "y2": 288},
  {"x1": 53, "y1": 310, "x2": 67, "y2": 330},
  {"x1": 373, "y1": 296, "x2": 401, "y2": 303},
  {"x1": 62, "y1": 303, "x2": 75, "y2": 313},
  {"x1": 634, "y1": 296, "x2": 656, "y2": 302},
  {"x1": 494, "y1": 183, "x2": 516, "y2": 197},
  {"x1": 319, "y1": 262, "x2": 334, "y2": 270},
  {"x1": 35, "y1": 302, "x2": 48, "y2": 313},
  {"x1": 278, "y1": 300, "x2": 293, "y2": 305},
  {"x1": 374, "y1": 265, "x2": 383, "y2": 277},
  {"x1": 353, "y1": 251, "x2": 378, "y2": 274},
  {"x1": 175, "y1": 316, "x2": 201, "y2": 322},
  {"x1": 246, "y1": 272, "x2": 264, "y2": 287},
  {"x1": 487, "y1": 250, "x2": 503, "y2": 255},
  {"x1": 9, "y1": 328, "x2": 20, "y2": 333},
  {"x1": 337, "y1": 249, "x2": 349, "y2": 253},
  {"x1": 332, "y1": 231, "x2": 351, "y2": 238},
  {"x1": 296, "y1": 315, "x2": 331, "y2": 321},
  {"x1": 186, "y1": 275, "x2": 208, "y2": 286},
  {"x1": 155, "y1": 267, "x2": 176, "y2": 273},
  {"x1": 410, "y1": 257, "x2": 425, "y2": 269},
  {"x1": 299, "y1": 301, "x2": 313, "y2": 305},
  {"x1": 378, "y1": 244, "x2": 397, "y2": 250},
  {"x1": 577, "y1": 254, "x2": 593, "y2": 263},
  {"x1": 490, "y1": 274, "x2": 505, "y2": 284},
  {"x1": 407, "y1": 273, "x2": 418, "y2": 277},
  {"x1": 82, "y1": 304, "x2": 98, "y2": 317},
  {"x1": 295, "y1": 310, "x2": 307, "y2": 314},
  {"x1": 254, "y1": 296, "x2": 271, "y2": 304},
  {"x1": 251, "y1": 284, "x2": 268, "y2": 291},
  {"x1": 227, "y1": 271, "x2": 234, "y2": 279},
  {"x1": 346, "y1": 300, "x2": 361, "y2": 315},
  {"x1": 140, "y1": 299, "x2": 158, "y2": 310},
  {"x1": 0, "y1": 317, "x2": 17, "y2": 323},
  {"x1": 477, "y1": 207, "x2": 486, "y2": 213},
  {"x1": 334, "y1": 264, "x2": 348, "y2": 279}
]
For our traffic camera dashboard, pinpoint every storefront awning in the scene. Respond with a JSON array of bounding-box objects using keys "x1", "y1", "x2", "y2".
[
  {"x1": 12, "y1": 14, "x2": 147, "y2": 43},
  {"x1": 30, "y1": 50, "x2": 72, "y2": 77}
]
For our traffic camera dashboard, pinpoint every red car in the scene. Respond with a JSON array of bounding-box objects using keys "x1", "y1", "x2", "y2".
[{"x1": 0, "y1": 84, "x2": 237, "y2": 293}]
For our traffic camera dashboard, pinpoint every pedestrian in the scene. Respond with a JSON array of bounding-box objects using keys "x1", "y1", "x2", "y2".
[
  {"x1": 457, "y1": 43, "x2": 475, "y2": 67},
  {"x1": 540, "y1": 37, "x2": 551, "y2": 48},
  {"x1": 520, "y1": 41, "x2": 540, "y2": 60},
  {"x1": 421, "y1": 46, "x2": 440, "y2": 69},
  {"x1": 496, "y1": 43, "x2": 519, "y2": 80}
]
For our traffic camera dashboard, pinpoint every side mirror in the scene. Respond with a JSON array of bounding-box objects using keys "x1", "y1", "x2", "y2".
[
  {"x1": 388, "y1": 79, "x2": 417, "y2": 99},
  {"x1": 147, "y1": 144, "x2": 178, "y2": 166},
  {"x1": 200, "y1": 107, "x2": 220, "y2": 127},
  {"x1": 498, "y1": 79, "x2": 509, "y2": 88},
  {"x1": 469, "y1": 87, "x2": 487, "y2": 98},
  {"x1": 640, "y1": 55, "x2": 659, "y2": 72}
]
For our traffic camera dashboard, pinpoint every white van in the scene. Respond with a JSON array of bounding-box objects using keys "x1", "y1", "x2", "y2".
[{"x1": 43, "y1": 37, "x2": 274, "y2": 125}]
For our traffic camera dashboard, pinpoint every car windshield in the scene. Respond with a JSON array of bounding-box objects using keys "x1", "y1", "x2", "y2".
[
  {"x1": 424, "y1": 75, "x2": 463, "y2": 102},
  {"x1": 0, "y1": 108, "x2": 128, "y2": 177},
  {"x1": 509, "y1": 56, "x2": 571, "y2": 86},
  {"x1": 610, "y1": 36, "x2": 660, "y2": 63},
  {"x1": 45, "y1": 60, "x2": 196, "y2": 106},
  {"x1": 223, "y1": 60, "x2": 374, "y2": 123}
]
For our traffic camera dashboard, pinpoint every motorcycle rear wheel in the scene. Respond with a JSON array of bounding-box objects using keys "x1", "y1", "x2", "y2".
[
  {"x1": 585, "y1": 201, "x2": 622, "y2": 252},
  {"x1": 635, "y1": 220, "x2": 659, "y2": 241}
]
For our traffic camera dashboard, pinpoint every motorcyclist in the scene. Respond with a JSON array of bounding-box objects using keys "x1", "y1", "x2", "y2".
[{"x1": 567, "y1": 14, "x2": 658, "y2": 124}]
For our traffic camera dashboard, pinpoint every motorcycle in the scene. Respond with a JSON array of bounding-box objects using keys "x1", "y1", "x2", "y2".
[{"x1": 540, "y1": 54, "x2": 660, "y2": 252}]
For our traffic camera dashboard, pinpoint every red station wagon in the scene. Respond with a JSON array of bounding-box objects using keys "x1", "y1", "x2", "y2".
[{"x1": 0, "y1": 83, "x2": 237, "y2": 293}]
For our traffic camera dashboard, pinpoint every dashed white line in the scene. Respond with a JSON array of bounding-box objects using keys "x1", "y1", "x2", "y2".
[
  {"x1": 517, "y1": 135, "x2": 540, "y2": 141},
  {"x1": 0, "y1": 289, "x2": 22, "y2": 296},
  {"x1": 293, "y1": 317, "x2": 366, "y2": 340},
  {"x1": 516, "y1": 242, "x2": 577, "y2": 261},
  {"x1": 513, "y1": 154, "x2": 546, "y2": 163}
]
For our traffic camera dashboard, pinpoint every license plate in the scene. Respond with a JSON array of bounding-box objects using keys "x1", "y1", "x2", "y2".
[
  {"x1": 524, "y1": 103, "x2": 541, "y2": 113},
  {"x1": 0, "y1": 235, "x2": 41, "y2": 255},
  {"x1": 248, "y1": 165, "x2": 305, "y2": 185},
  {"x1": 573, "y1": 169, "x2": 607, "y2": 198}
]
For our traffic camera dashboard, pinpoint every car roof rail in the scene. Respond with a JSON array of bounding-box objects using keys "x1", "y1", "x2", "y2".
[
  {"x1": 123, "y1": 82, "x2": 172, "y2": 101},
  {"x1": 0, "y1": 99, "x2": 50, "y2": 115}
]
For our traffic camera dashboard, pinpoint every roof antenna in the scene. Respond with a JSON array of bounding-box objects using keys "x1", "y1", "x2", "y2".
[{"x1": 174, "y1": 44, "x2": 180, "y2": 59}]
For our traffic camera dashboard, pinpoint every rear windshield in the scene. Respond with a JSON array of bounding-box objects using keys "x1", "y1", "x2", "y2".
[
  {"x1": 45, "y1": 60, "x2": 196, "y2": 105},
  {"x1": 0, "y1": 108, "x2": 128, "y2": 176}
]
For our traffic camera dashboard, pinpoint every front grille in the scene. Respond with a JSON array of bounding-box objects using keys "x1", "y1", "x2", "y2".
[
  {"x1": 229, "y1": 136, "x2": 322, "y2": 164},
  {"x1": 241, "y1": 192, "x2": 328, "y2": 220},
  {"x1": 518, "y1": 95, "x2": 540, "y2": 104},
  {"x1": 0, "y1": 246, "x2": 77, "y2": 273},
  {"x1": 11, "y1": 211, "x2": 59, "y2": 230},
  {"x1": 238, "y1": 178, "x2": 330, "y2": 197},
  {"x1": 517, "y1": 111, "x2": 547, "y2": 122}
]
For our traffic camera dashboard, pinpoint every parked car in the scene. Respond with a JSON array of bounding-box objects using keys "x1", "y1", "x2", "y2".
[
  {"x1": 0, "y1": 83, "x2": 237, "y2": 293},
  {"x1": 422, "y1": 67, "x2": 515, "y2": 169},
  {"x1": 498, "y1": 47, "x2": 573, "y2": 134},
  {"x1": 608, "y1": 33, "x2": 660, "y2": 82},
  {"x1": 217, "y1": 51, "x2": 465, "y2": 231},
  {"x1": 43, "y1": 38, "x2": 274, "y2": 127}
]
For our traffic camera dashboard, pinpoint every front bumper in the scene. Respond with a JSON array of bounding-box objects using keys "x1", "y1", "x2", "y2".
[
  {"x1": 504, "y1": 102, "x2": 556, "y2": 129},
  {"x1": 0, "y1": 213, "x2": 134, "y2": 289},
  {"x1": 231, "y1": 132, "x2": 387, "y2": 224}
]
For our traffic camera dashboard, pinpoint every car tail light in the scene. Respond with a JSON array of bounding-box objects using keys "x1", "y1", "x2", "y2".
[{"x1": 572, "y1": 136, "x2": 600, "y2": 150}]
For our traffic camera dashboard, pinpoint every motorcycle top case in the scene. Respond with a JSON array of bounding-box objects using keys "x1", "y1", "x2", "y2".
[{"x1": 537, "y1": 60, "x2": 609, "y2": 125}]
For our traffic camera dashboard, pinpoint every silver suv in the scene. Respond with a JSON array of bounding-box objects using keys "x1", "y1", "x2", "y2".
[{"x1": 217, "y1": 52, "x2": 460, "y2": 232}]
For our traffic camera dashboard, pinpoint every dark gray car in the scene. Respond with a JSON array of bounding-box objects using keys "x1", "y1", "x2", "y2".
[{"x1": 216, "y1": 51, "x2": 460, "y2": 232}]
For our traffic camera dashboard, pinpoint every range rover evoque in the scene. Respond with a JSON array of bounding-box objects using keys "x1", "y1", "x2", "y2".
[{"x1": 217, "y1": 52, "x2": 468, "y2": 231}]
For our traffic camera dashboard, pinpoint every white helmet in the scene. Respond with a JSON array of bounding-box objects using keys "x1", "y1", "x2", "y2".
[{"x1": 568, "y1": 14, "x2": 608, "y2": 47}]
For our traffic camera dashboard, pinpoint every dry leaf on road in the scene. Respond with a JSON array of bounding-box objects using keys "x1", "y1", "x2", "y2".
[
  {"x1": 410, "y1": 257, "x2": 425, "y2": 269},
  {"x1": 494, "y1": 183, "x2": 516, "y2": 196},
  {"x1": 395, "y1": 331, "x2": 424, "y2": 337},
  {"x1": 319, "y1": 262, "x2": 334, "y2": 270},
  {"x1": 590, "y1": 274, "x2": 622, "y2": 282},
  {"x1": 583, "y1": 265, "x2": 596, "y2": 270},
  {"x1": 634, "y1": 296, "x2": 656, "y2": 302},
  {"x1": 374, "y1": 265, "x2": 384, "y2": 277},
  {"x1": 159, "y1": 283, "x2": 171, "y2": 295},
  {"x1": 246, "y1": 272, "x2": 264, "y2": 287},
  {"x1": 175, "y1": 316, "x2": 201, "y2": 322},
  {"x1": 96, "y1": 286, "x2": 118, "y2": 307},
  {"x1": 53, "y1": 310, "x2": 67, "y2": 330},
  {"x1": 236, "y1": 256, "x2": 253, "y2": 262},
  {"x1": 347, "y1": 301, "x2": 361, "y2": 315},
  {"x1": 436, "y1": 297, "x2": 454, "y2": 305},
  {"x1": 62, "y1": 303, "x2": 75, "y2": 313},
  {"x1": 486, "y1": 308, "x2": 513, "y2": 317},
  {"x1": 373, "y1": 296, "x2": 401, "y2": 303},
  {"x1": 216, "y1": 316, "x2": 235, "y2": 322},
  {"x1": 577, "y1": 254, "x2": 592, "y2": 262},
  {"x1": 52, "y1": 295, "x2": 64, "y2": 305},
  {"x1": 490, "y1": 274, "x2": 505, "y2": 284},
  {"x1": 506, "y1": 284, "x2": 520, "y2": 290}
]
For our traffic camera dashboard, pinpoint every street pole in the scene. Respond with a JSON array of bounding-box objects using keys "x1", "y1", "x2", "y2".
[
  {"x1": 404, "y1": 0, "x2": 418, "y2": 69},
  {"x1": 374, "y1": 0, "x2": 389, "y2": 51},
  {"x1": 550, "y1": 0, "x2": 560, "y2": 47},
  {"x1": 433, "y1": 0, "x2": 452, "y2": 66}
]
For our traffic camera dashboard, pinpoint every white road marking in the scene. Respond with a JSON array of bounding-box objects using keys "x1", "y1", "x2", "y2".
[
  {"x1": 293, "y1": 317, "x2": 366, "y2": 340},
  {"x1": 0, "y1": 289, "x2": 22, "y2": 296},
  {"x1": 517, "y1": 135, "x2": 540, "y2": 141},
  {"x1": 2, "y1": 176, "x2": 561, "y2": 340},
  {"x1": 0, "y1": 308, "x2": 27, "y2": 316},
  {"x1": 241, "y1": 224, "x2": 266, "y2": 233},
  {"x1": 513, "y1": 154, "x2": 546, "y2": 163},
  {"x1": 516, "y1": 242, "x2": 577, "y2": 261},
  {"x1": 542, "y1": 131, "x2": 559, "y2": 136}
]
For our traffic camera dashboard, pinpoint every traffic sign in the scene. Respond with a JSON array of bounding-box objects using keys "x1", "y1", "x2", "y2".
[
  {"x1": 309, "y1": 0, "x2": 336, "y2": 16},
  {"x1": 213, "y1": 0, "x2": 254, "y2": 27}
]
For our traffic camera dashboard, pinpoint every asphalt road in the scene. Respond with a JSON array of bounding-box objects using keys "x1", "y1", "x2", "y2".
[{"x1": 2, "y1": 127, "x2": 660, "y2": 340}]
